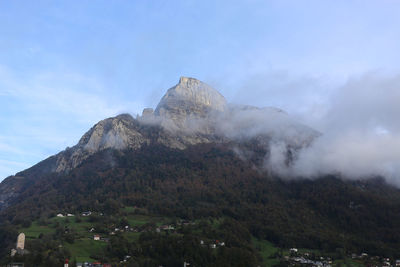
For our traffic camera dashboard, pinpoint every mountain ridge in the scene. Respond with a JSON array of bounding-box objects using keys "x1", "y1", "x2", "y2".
[
  {"x1": 0, "y1": 77, "x2": 318, "y2": 209},
  {"x1": 1, "y1": 77, "x2": 400, "y2": 265}
]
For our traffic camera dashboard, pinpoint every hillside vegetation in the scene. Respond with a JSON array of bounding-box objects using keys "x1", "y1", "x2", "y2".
[{"x1": 1, "y1": 143, "x2": 400, "y2": 266}]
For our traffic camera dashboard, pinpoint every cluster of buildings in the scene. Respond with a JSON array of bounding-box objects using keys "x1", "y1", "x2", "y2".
[
  {"x1": 75, "y1": 262, "x2": 111, "y2": 267},
  {"x1": 283, "y1": 248, "x2": 333, "y2": 266},
  {"x1": 57, "y1": 211, "x2": 92, "y2": 217},
  {"x1": 283, "y1": 249, "x2": 400, "y2": 267},
  {"x1": 56, "y1": 213, "x2": 75, "y2": 217},
  {"x1": 200, "y1": 239, "x2": 225, "y2": 249},
  {"x1": 351, "y1": 253, "x2": 400, "y2": 267}
]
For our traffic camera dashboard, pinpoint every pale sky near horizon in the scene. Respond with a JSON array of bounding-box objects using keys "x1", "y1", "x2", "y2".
[{"x1": 1, "y1": 0, "x2": 400, "y2": 180}]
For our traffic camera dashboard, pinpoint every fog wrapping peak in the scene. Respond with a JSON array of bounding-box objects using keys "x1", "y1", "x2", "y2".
[
  {"x1": 139, "y1": 74, "x2": 400, "y2": 186},
  {"x1": 287, "y1": 73, "x2": 400, "y2": 185}
]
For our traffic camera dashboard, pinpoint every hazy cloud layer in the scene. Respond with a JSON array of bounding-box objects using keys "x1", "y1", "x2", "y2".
[
  {"x1": 138, "y1": 72, "x2": 400, "y2": 186},
  {"x1": 266, "y1": 73, "x2": 400, "y2": 185},
  {"x1": 215, "y1": 105, "x2": 318, "y2": 147}
]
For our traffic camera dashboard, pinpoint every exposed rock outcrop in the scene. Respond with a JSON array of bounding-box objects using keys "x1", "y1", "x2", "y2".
[
  {"x1": 54, "y1": 114, "x2": 149, "y2": 173},
  {"x1": 154, "y1": 77, "x2": 227, "y2": 133}
]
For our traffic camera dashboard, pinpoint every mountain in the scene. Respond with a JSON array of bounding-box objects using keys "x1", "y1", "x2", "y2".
[
  {"x1": 0, "y1": 77, "x2": 318, "y2": 210},
  {"x1": 1, "y1": 77, "x2": 400, "y2": 266}
]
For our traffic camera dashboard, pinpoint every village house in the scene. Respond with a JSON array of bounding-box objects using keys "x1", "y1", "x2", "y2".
[
  {"x1": 6, "y1": 263, "x2": 24, "y2": 267},
  {"x1": 77, "y1": 262, "x2": 111, "y2": 267},
  {"x1": 160, "y1": 225, "x2": 174, "y2": 231},
  {"x1": 93, "y1": 235, "x2": 100, "y2": 241}
]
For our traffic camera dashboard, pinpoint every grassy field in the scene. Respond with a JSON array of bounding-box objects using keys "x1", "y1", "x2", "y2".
[
  {"x1": 126, "y1": 213, "x2": 169, "y2": 227},
  {"x1": 17, "y1": 214, "x2": 147, "y2": 262},
  {"x1": 121, "y1": 206, "x2": 136, "y2": 214},
  {"x1": 19, "y1": 216, "x2": 106, "y2": 262},
  {"x1": 252, "y1": 238, "x2": 280, "y2": 266},
  {"x1": 18, "y1": 212, "x2": 174, "y2": 262},
  {"x1": 64, "y1": 238, "x2": 107, "y2": 263},
  {"x1": 20, "y1": 221, "x2": 55, "y2": 239},
  {"x1": 126, "y1": 214, "x2": 151, "y2": 226},
  {"x1": 18, "y1": 214, "x2": 369, "y2": 265}
]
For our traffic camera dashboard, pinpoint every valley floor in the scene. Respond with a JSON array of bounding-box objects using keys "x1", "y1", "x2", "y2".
[{"x1": 6, "y1": 207, "x2": 397, "y2": 267}]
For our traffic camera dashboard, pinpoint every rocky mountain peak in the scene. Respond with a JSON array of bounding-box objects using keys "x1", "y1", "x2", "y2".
[
  {"x1": 0, "y1": 77, "x2": 321, "y2": 209},
  {"x1": 150, "y1": 77, "x2": 227, "y2": 132},
  {"x1": 76, "y1": 114, "x2": 143, "y2": 152},
  {"x1": 155, "y1": 77, "x2": 227, "y2": 117}
]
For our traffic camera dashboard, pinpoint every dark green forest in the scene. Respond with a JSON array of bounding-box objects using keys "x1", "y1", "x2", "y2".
[{"x1": 1, "y1": 143, "x2": 400, "y2": 266}]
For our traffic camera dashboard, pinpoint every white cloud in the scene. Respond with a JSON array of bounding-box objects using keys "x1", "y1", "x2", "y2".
[
  {"x1": 272, "y1": 73, "x2": 400, "y2": 185},
  {"x1": 225, "y1": 71, "x2": 400, "y2": 186}
]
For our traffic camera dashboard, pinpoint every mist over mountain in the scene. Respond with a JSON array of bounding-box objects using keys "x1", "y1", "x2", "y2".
[
  {"x1": 0, "y1": 77, "x2": 315, "y2": 209},
  {"x1": 1, "y1": 77, "x2": 400, "y2": 266},
  {"x1": 9, "y1": 77, "x2": 320, "y2": 176},
  {"x1": 2, "y1": 75, "x2": 400, "y2": 211},
  {"x1": 280, "y1": 73, "x2": 400, "y2": 184}
]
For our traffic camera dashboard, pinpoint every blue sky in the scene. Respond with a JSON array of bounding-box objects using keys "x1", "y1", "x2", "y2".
[{"x1": 1, "y1": 0, "x2": 400, "y2": 180}]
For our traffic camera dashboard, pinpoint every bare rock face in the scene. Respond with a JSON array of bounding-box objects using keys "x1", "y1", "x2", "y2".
[
  {"x1": 156, "y1": 77, "x2": 227, "y2": 114},
  {"x1": 141, "y1": 108, "x2": 154, "y2": 118},
  {"x1": 78, "y1": 114, "x2": 145, "y2": 152},
  {"x1": 154, "y1": 77, "x2": 227, "y2": 132},
  {"x1": 54, "y1": 114, "x2": 149, "y2": 172}
]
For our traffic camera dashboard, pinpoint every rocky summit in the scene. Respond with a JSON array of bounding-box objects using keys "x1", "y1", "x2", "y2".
[
  {"x1": 143, "y1": 77, "x2": 228, "y2": 133},
  {"x1": 155, "y1": 76, "x2": 227, "y2": 122}
]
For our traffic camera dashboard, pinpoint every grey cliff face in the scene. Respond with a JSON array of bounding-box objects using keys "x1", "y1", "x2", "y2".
[
  {"x1": 54, "y1": 114, "x2": 149, "y2": 173},
  {"x1": 154, "y1": 77, "x2": 227, "y2": 132},
  {"x1": 156, "y1": 77, "x2": 227, "y2": 115}
]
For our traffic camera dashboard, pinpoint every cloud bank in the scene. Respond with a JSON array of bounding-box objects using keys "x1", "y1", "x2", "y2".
[
  {"x1": 139, "y1": 73, "x2": 400, "y2": 186},
  {"x1": 269, "y1": 73, "x2": 400, "y2": 185}
]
